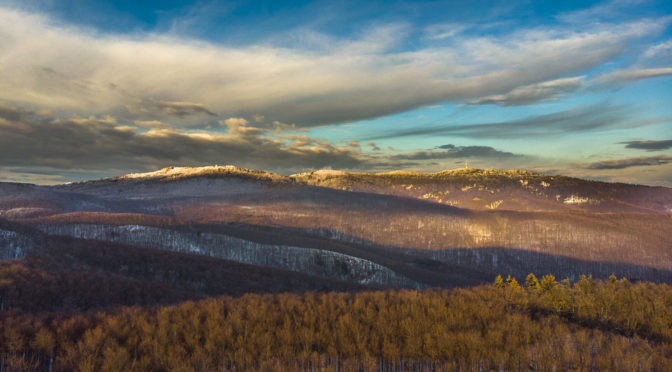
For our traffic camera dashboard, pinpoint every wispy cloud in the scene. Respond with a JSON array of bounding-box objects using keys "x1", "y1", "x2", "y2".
[
  {"x1": 368, "y1": 103, "x2": 653, "y2": 140},
  {"x1": 468, "y1": 66, "x2": 672, "y2": 106},
  {"x1": 584, "y1": 155, "x2": 672, "y2": 169},
  {"x1": 620, "y1": 139, "x2": 672, "y2": 151},
  {"x1": 424, "y1": 23, "x2": 468, "y2": 40},
  {"x1": 468, "y1": 77, "x2": 585, "y2": 106},
  {"x1": 593, "y1": 67, "x2": 672, "y2": 84},
  {"x1": 389, "y1": 145, "x2": 524, "y2": 161},
  {"x1": 643, "y1": 39, "x2": 672, "y2": 59}
]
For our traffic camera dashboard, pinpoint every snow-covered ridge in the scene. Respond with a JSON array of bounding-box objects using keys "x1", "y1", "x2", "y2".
[
  {"x1": 121, "y1": 165, "x2": 251, "y2": 179},
  {"x1": 66, "y1": 165, "x2": 582, "y2": 188},
  {"x1": 64, "y1": 165, "x2": 288, "y2": 186},
  {"x1": 291, "y1": 169, "x2": 349, "y2": 177}
]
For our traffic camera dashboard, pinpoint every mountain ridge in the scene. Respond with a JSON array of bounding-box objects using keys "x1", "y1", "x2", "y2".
[
  {"x1": 2, "y1": 165, "x2": 671, "y2": 289},
  {"x1": 55, "y1": 165, "x2": 671, "y2": 189}
]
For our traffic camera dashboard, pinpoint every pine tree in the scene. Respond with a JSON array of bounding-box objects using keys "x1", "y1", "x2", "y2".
[
  {"x1": 494, "y1": 275, "x2": 505, "y2": 288},
  {"x1": 525, "y1": 273, "x2": 540, "y2": 291}
]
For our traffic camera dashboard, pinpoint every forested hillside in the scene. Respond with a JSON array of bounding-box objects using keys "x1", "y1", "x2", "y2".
[
  {"x1": 3, "y1": 166, "x2": 671, "y2": 288},
  {"x1": 1, "y1": 276, "x2": 671, "y2": 371},
  {"x1": 0, "y1": 234, "x2": 366, "y2": 314}
]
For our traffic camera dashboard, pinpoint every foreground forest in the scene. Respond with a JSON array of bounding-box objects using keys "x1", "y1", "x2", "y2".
[{"x1": 1, "y1": 275, "x2": 671, "y2": 371}]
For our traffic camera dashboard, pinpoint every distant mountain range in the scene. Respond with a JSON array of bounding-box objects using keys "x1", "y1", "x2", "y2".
[{"x1": 1, "y1": 165, "x2": 671, "y2": 308}]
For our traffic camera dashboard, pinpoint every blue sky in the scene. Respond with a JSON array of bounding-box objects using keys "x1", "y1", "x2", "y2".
[{"x1": 0, "y1": 0, "x2": 671, "y2": 185}]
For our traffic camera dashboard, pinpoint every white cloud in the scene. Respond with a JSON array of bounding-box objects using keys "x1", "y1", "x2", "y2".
[
  {"x1": 594, "y1": 67, "x2": 672, "y2": 84},
  {"x1": 469, "y1": 76, "x2": 586, "y2": 106},
  {"x1": 643, "y1": 39, "x2": 672, "y2": 58}
]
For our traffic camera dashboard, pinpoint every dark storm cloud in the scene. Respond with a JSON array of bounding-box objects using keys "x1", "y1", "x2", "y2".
[
  {"x1": 391, "y1": 145, "x2": 523, "y2": 160},
  {"x1": 584, "y1": 156, "x2": 672, "y2": 169},
  {"x1": 620, "y1": 139, "x2": 672, "y2": 151},
  {"x1": 367, "y1": 104, "x2": 654, "y2": 140}
]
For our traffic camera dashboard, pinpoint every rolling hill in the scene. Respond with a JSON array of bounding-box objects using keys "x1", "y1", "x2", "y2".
[{"x1": 1, "y1": 165, "x2": 670, "y2": 289}]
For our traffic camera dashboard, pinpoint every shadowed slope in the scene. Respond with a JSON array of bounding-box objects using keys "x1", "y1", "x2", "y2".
[{"x1": 0, "y1": 232, "x2": 367, "y2": 314}]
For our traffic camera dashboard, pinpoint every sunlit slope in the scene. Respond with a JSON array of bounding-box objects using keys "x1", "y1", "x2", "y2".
[
  {"x1": 292, "y1": 168, "x2": 672, "y2": 213},
  {"x1": 52, "y1": 166, "x2": 672, "y2": 214},
  {"x1": 57, "y1": 165, "x2": 291, "y2": 198},
  {"x1": 174, "y1": 189, "x2": 672, "y2": 278}
]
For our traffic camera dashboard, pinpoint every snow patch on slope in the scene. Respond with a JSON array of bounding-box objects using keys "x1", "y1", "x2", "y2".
[
  {"x1": 0, "y1": 207, "x2": 53, "y2": 219},
  {"x1": 563, "y1": 195, "x2": 596, "y2": 205},
  {"x1": 39, "y1": 224, "x2": 419, "y2": 288},
  {"x1": 121, "y1": 165, "x2": 244, "y2": 180},
  {"x1": 0, "y1": 229, "x2": 39, "y2": 260}
]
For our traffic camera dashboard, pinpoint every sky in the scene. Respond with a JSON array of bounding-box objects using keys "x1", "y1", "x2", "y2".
[{"x1": 0, "y1": 0, "x2": 671, "y2": 186}]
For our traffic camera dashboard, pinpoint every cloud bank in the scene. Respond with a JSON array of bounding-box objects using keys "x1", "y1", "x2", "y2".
[
  {"x1": 391, "y1": 145, "x2": 524, "y2": 160},
  {"x1": 621, "y1": 139, "x2": 672, "y2": 151},
  {"x1": 0, "y1": 7, "x2": 668, "y2": 127},
  {"x1": 584, "y1": 156, "x2": 672, "y2": 169},
  {"x1": 0, "y1": 103, "x2": 367, "y2": 173},
  {"x1": 0, "y1": 101, "x2": 544, "y2": 179}
]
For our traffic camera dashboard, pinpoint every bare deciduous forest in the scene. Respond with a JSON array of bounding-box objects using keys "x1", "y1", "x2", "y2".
[{"x1": 1, "y1": 275, "x2": 671, "y2": 371}]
